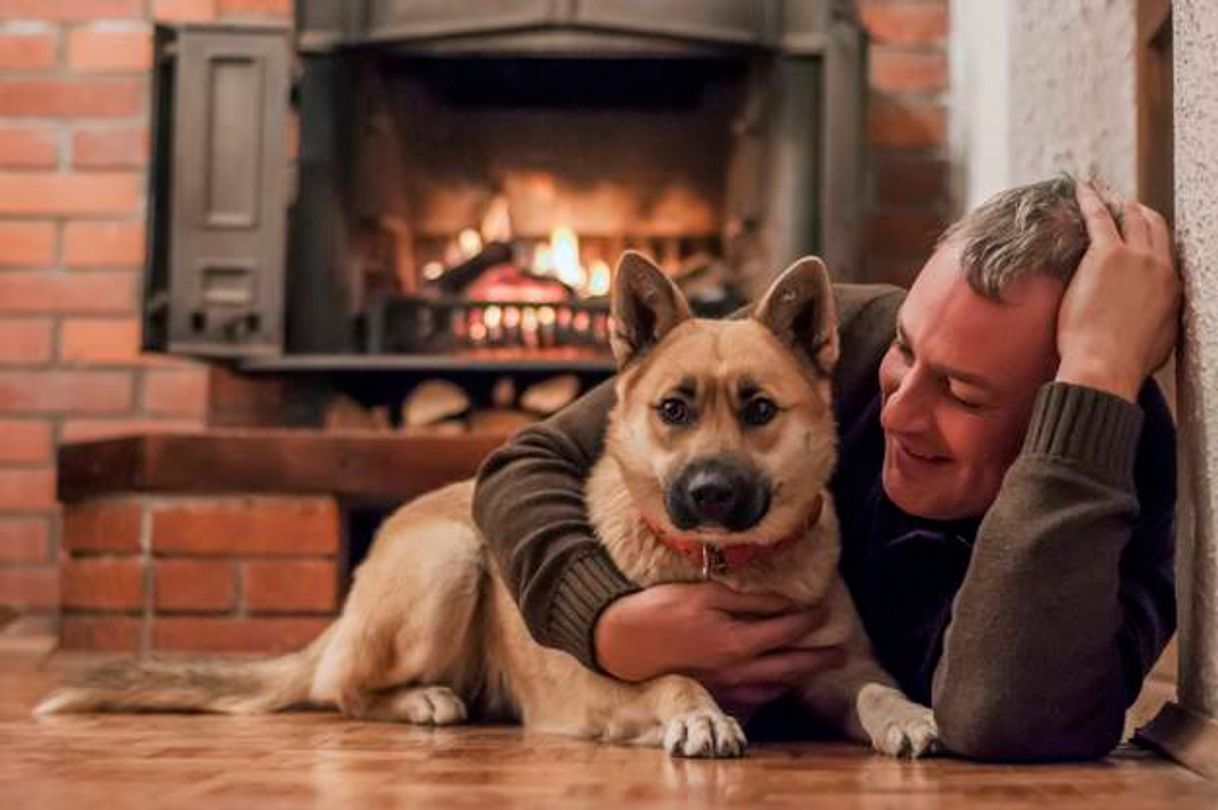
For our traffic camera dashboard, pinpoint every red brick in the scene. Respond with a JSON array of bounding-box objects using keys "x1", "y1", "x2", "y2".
[
  {"x1": 218, "y1": 0, "x2": 289, "y2": 17},
  {"x1": 861, "y1": 2, "x2": 948, "y2": 46},
  {"x1": 153, "y1": 0, "x2": 216, "y2": 21},
  {"x1": 0, "y1": 319, "x2": 53, "y2": 366},
  {"x1": 60, "y1": 615, "x2": 141, "y2": 651},
  {"x1": 0, "y1": 271, "x2": 135, "y2": 315},
  {"x1": 0, "y1": 0, "x2": 142, "y2": 21},
  {"x1": 875, "y1": 156, "x2": 949, "y2": 207},
  {"x1": 0, "y1": 125, "x2": 57, "y2": 168},
  {"x1": 0, "y1": 516, "x2": 50, "y2": 563},
  {"x1": 68, "y1": 29, "x2": 152, "y2": 73},
  {"x1": 63, "y1": 220, "x2": 145, "y2": 267},
  {"x1": 63, "y1": 498, "x2": 141, "y2": 553},
  {"x1": 142, "y1": 367, "x2": 209, "y2": 416},
  {"x1": 244, "y1": 559, "x2": 336, "y2": 614},
  {"x1": 154, "y1": 559, "x2": 235, "y2": 612},
  {"x1": 0, "y1": 418, "x2": 53, "y2": 463},
  {"x1": 870, "y1": 49, "x2": 948, "y2": 94},
  {"x1": 0, "y1": 565, "x2": 58, "y2": 608},
  {"x1": 72, "y1": 126, "x2": 147, "y2": 169},
  {"x1": 151, "y1": 497, "x2": 340, "y2": 557},
  {"x1": 0, "y1": 370, "x2": 133, "y2": 414},
  {"x1": 62, "y1": 556, "x2": 143, "y2": 610},
  {"x1": 0, "y1": 466, "x2": 55, "y2": 509},
  {"x1": 868, "y1": 102, "x2": 946, "y2": 149},
  {"x1": 60, "y1": 417, "x2": 203, "y2": 442},
  {"x1": 0, "y1": 172, "x2": 141, "y2": 215},
  {"x1": 0, "y1": 221, "x2": 56, "y2": 266},
  {"x1": 152, "y1": 615, "x2": 329, "y2": 654},
  {"x1": 61, "y1": 318, "x2": 142, "y2": 365},
  {"x1": 867, "y1": 212, "x2": 947, "y2": 256},
  {"x1": 0, "y1": 78, "x2": 143, "y2": 118},
  {"x1": 0, "y1": 32, "x2": 57, "y2": 71}
]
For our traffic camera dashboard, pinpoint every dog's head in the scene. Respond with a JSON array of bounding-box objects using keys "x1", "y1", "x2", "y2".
[{"x1": 606, "y1": 251, "x2": 839, "y2": 545}]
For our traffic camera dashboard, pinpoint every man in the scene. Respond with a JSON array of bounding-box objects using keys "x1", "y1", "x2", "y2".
[{"x1": 471, "y1": 177, "x2": 1180, "y2": 761}]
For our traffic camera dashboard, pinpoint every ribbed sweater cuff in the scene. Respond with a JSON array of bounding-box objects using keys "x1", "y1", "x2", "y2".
[
  {"x1": 1021, "y1": 382, "x2": 1145, "y2": 488},
  {"x1": 545, "y1": 551, "x2": 642, "y2": 673}
]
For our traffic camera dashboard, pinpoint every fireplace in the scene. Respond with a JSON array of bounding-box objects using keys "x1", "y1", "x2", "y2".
[{"x1": 143, "y1": 0, "x2": 866, "y2": 381}]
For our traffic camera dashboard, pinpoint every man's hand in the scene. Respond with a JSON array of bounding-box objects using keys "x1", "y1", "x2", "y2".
[
  {"x1": 594, "y1": 583, "x2": 846, "y2": 718},
  {"x1": 1056, "y1": 183, "x2": 1181, "y2": 402}
]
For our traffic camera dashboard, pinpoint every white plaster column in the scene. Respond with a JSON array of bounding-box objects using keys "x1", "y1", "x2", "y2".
[
  {"x1": 1137, "y1": 0, "x2": 1218, "y2": 780},
  {"x1": 1007, "y1": 0, "x2": 1138, "y2": 194},
  {"x1": 948, "y1": 0, "x2": 1011, "y2": 210},
  {"x1": 949, "y1": 0, "x2": 1138, "y2": 210},
  {"x1": 1171, "y1": 0, "x2": 1218, "y2": 733}
]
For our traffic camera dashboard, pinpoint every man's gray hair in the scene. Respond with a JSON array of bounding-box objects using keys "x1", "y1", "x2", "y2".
[{"x1": 940, "y1": 174, "x2": 1120, "y2": 301}]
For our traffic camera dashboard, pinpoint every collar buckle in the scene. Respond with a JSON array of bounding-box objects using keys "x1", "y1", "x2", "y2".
[{"x1": 701, "y1": 544, "x2": 729, "y2": 579}]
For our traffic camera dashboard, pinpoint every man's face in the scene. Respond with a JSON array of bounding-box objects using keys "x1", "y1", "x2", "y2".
[{"x1": 878, "y1": 240, "x2": 1064, "y2": 519}]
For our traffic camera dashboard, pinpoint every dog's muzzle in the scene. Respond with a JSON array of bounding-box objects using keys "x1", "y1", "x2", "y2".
[{"x1": 665, "y1": 457, "x2": 771, "y2": 532}]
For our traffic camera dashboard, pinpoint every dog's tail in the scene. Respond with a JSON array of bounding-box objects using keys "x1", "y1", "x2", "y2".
[{"x1": 32, "y1": 623, "x2": 336, "y2": 716}]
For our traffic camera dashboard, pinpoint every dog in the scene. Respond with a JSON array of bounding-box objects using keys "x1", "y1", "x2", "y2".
[{"x1": 36, "y1": 252, "x2": 938, "y2": 759}]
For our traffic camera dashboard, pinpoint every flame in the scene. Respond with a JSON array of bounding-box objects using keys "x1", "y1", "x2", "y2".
[
  {"x1": 587, "y1": 259, "x2": 611, "y2": 297},
  {"x1": 457, "y1": 228, "x2": 483, "y2": 259},
  {"x1": 480, "y1": 195, "x2": 512, "y2": 244},
  {"x1": 550, "y1": 226, "x2": 586, "y2": 290}
]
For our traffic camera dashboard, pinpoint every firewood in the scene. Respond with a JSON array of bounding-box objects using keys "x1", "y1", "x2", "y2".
[
  {"x1": 403, "y1": 380, "x2": 471, "y2": 427},
  {"x1": 520, "y1": 375, "x2": 580, "y2": 415}
]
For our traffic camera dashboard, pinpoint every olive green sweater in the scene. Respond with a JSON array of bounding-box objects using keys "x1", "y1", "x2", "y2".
[{"x1": 471, "y1": 284, "x2": 1176, "y2": 762}]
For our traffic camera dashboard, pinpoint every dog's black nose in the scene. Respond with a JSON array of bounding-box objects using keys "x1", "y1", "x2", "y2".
[{"x1": 667, "y1": 458, "x2": 770, "y2": 531}]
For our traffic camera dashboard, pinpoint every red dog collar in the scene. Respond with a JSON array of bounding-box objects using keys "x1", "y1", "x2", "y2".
[{"x1": 641, "y1": 495, "x2": 823, "y2": 579}]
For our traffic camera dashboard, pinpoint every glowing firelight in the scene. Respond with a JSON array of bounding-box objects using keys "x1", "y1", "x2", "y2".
[
  {"x1": 550, "y1": 226, "x2": 585, "y2": 290},
  {"x1": 587, "y1": 259, "x2": 611, "y2": 297},
  {"x1": 483, "y1": 305, "x2": 503, "y2": 329},
  {"x1": 458, "y1": 228, "x2": 483, "y2": 259}
]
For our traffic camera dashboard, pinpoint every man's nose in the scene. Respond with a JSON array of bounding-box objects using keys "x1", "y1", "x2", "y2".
[{"x1": 881, "y1": 367, "x2": 933, "y2": 435}]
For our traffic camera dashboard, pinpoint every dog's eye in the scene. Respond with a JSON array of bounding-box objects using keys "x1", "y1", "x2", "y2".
[
  {"x1": 657, "y1": 397, "x2": 693, "y2": 426},
  {"x1": 741, "y1": 397, "x2": 778, "y2": 426}
]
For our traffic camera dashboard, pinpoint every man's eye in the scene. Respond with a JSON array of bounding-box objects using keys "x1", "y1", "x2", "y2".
[
  {"x1": 657, "y1": 398, "x2": 694, "y2": 425},
  {"x1": 948, "y1": 388, "x2": 984, "y2": 411},
  {"x1": 741, "y1": 397, "x2": 778, "y2": 427}
]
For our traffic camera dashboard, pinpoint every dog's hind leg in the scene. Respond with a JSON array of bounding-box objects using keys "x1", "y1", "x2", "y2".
[{"x1": 310, "y1": 481, "x2": 490, "y2": 721}]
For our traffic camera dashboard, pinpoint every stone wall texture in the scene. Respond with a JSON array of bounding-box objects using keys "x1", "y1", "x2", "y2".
[{"x1": 1172, "y1": 0, "x2": 1218, "y2": 720}]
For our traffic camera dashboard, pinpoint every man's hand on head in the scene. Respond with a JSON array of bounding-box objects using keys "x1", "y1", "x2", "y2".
[
  {"x1": 593, "y1": 582, "x2": 846, "y2": 719},
  {"x1": 1056, "y1": 183, "x2": 1181, "y2": 402}
]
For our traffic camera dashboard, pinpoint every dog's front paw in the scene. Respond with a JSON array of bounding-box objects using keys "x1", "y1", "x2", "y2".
[
  {"x1": 662, "y1": 710, "x2": 747, "y2": 758},
  {"x1": 857, "y1": 683, "x2": 940, "y2": 758}
]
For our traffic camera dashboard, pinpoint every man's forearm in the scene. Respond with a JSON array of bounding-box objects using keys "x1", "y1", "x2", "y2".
[
  {"x1": 931, "y1": 382, "x2": 1171, "y2": 761},
  {"x1": 472, "y1": 379, "x2": 640, "y2": 669}
]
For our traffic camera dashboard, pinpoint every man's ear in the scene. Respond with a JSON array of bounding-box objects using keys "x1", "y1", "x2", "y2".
[
  {"x1": 752, "y1": 256, "x2": 839, "y2": 377},
  {"x1": 610, "y1": 250, "x2": 692, "y2": 368}
]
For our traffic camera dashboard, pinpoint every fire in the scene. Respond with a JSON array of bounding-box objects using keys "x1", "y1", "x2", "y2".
[
  {"x1": 527, "y1": 225, "x2": 604, "y2": 297},
  {"x1": 549, "y1": 226, "x2": 585, "y2": 290}
]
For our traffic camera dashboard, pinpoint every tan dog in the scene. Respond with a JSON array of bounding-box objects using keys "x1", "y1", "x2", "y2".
[{"x1": 36, "y1": 253, "x2": 938, "y2": 759}]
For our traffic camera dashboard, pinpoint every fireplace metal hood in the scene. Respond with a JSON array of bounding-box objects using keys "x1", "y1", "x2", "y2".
[{"x1": 297, "y1": 0, "x2": 857, "y2": 57}]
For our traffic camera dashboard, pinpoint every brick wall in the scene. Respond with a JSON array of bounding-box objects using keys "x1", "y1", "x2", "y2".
[
  {"x1": 0, "y1": 1, "x2": 292, "y2": 625},
  {"x1": 60, "y1": 493, "x2": 336, "y2": 653},
  {"x1": 858, "y1": 0, "x2": 951, "y2": 287}
]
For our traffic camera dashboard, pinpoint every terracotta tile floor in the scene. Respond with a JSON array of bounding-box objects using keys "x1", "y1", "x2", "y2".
[{"x1": 2, "y1": 652, "x2": 1215, "y2": 809}]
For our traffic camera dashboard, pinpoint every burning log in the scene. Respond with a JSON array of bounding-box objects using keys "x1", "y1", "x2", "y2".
[{"x1": 433, "y1": 241, "x2": 514, "y2": 294}]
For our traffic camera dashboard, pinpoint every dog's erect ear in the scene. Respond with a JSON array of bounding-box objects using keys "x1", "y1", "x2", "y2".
[
  {"x1": 610, "y1": 251, "x2": 692, "y2": 368},
  {"x1": 752, "y1": 256, "x2": 839, "y2": 377}
]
